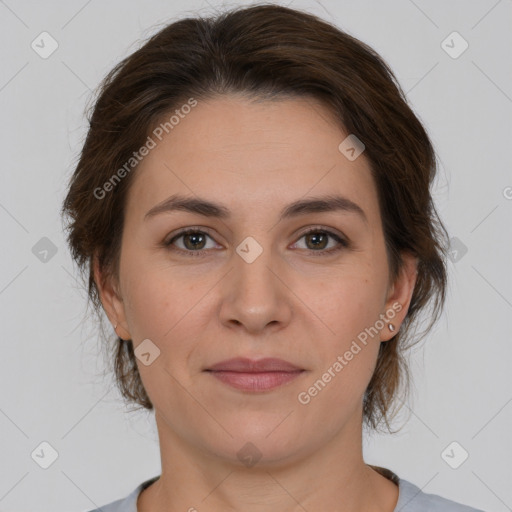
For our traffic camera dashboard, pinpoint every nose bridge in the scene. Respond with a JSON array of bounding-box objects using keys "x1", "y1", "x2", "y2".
[
  {"x1": 233, "y1": 233, "x2": 279, "y2": 300},
  {"x1": 218, "y1": 232, "x2": 291, "y2": 332}
]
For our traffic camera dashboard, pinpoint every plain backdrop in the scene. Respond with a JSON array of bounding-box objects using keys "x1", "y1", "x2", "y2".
[{"x1": 0, "y1": 0, "x2": 511, "y2": 511}]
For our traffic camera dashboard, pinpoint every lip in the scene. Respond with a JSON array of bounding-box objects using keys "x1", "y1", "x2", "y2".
[
  {"x1": 206, "y1": 357, "x2": 302, "y2": 372},
  {"x1": 204, "y1": 357, "x2": 305, "y2": 392}
]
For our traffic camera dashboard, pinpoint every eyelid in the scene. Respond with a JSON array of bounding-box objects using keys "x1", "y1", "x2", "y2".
[{"x1": 294, "y1": 225, "x2": 348, "y2": 242}]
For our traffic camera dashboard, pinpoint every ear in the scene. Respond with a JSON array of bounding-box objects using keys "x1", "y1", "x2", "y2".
[
  {"x1": 380, "y1": 251, "x2": 418, "y2": 342},
  {"x1": 93, "y1": 252, "x2": 131, "y2": 340}
]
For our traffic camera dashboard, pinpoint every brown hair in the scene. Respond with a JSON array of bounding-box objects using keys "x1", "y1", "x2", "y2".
[{"x1": 61, "y1": 3, "x2": 449, "y2": 432}]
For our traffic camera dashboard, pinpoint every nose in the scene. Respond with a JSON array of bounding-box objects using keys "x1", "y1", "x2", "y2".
[{"x1": 218, "y1": 241, "x2": 292, "y2": 335}]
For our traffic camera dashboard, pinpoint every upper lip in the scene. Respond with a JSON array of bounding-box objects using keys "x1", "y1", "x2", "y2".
[{"x1": 205, "y1": 357, "x2": 303, "y2": 372}]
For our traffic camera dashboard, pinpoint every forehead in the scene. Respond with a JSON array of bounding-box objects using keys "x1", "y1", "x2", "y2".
[{"x1": 125, "y1": 95, "x2": 380, "y2": 224}]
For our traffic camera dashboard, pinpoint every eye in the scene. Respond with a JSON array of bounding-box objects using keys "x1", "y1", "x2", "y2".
[
  {"x1": 163, "y1": 226, "x2": 349, "y2": 257},
  {"x1": 164, "y1": 228, "x2": 219, "y2": 256},
  {"x1": 291, "y1": 227, "x2": 349, "y2": 255}
]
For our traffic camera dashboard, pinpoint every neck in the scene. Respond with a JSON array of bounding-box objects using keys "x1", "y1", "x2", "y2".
[{"x1": 138, "y1": 410, "x2": 398, "y2": 512}]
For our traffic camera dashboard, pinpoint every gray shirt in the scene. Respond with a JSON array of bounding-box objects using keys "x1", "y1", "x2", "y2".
[{"x1": 85, "y1": 469, "x2": 485, "y2": 512}]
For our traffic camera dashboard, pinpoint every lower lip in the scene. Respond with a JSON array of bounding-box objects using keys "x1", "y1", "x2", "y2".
[{"x1": 207, "y1": 370, "x2": 304, "y2": 392}]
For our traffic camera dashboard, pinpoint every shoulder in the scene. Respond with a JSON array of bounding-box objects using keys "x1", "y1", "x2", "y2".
[
  {"x1": 397, "y1": 478, "x2": 486, "y2": 512},
  {"x1": 84, "y1": 494, "x2": 129, "y2": 512},
  {"x1": 83, "y1": 473, "x2": 486, "y2": 512},
  {"x1": 83, "y1": 476, "x2": 159, "y2": 512},
  {"x1": 370, "y1": 465, "x2": 486, "y2": 512}
]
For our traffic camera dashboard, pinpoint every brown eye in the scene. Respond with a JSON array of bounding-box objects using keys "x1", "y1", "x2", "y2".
[
  {"x1": 182, "y1": 232, "x2": 207, "y2": 250},
  {"x1": 165, "y1": 229, "x2": 218, "y2": 255},
  {"x1": 293, "y1": 228, "x2": 349, "y2": 255},
  {"x1": 304, "y1": 231, "x2": 329, "y2": 250}
]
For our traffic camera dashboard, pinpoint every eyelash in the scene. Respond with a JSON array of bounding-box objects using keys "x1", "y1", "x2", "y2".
[{"x1": 163, "y1": 226, "x2": 350, "y2": 258}]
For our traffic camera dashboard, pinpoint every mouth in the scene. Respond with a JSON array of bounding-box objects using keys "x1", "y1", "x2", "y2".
[{"x1": 204, "y1": 357, "x2": 306, "y2": 392}]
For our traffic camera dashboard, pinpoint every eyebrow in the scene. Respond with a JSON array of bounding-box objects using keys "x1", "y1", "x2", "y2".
[{"x1": 144, "y1": 193, "x2": 367, "y2": 224}]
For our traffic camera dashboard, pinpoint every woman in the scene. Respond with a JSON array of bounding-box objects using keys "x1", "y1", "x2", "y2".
[{"x1": 62, "y1": 4, "x2": 484, "y2": 511}]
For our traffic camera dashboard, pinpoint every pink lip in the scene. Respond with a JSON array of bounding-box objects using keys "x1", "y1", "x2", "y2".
[
  {"x1": 206, "y1": 357, "x2": 302, "y2": 372},
  {"x1": 205, "y1": 358, "x2": 305, "y2": 392}
]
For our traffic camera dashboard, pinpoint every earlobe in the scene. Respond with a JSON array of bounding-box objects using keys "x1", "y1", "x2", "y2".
[
  {"x1": 93, "y1": 253, "x2": 131, "y2": 340},
  {"x1": 381, "y1": 252, "x2": 418, "y2": 342}
]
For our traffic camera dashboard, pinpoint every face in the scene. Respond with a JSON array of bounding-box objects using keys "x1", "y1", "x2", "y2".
[{"x1": 96, "y1": 95, "x2": 417, "y2": 467}]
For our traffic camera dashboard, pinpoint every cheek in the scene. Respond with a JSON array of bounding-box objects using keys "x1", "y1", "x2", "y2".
[
  {"x1": 305, "y1": 271, "x2": 385, "y2": 390},
  {"x1": 123, "y1": 279, "x2": 168, "y2": 340},
  {"x1": 314, "y1": 270, "x2": 385, "y2": 340},
  {"x1": 120, "y1": 257, "x2": 209, "y2": 374},
  {"x1": 299, "y1": 292, "x2": 382, "y2": 420},
  {"x1": 120, "y1": 268, "x2": 201, "y2": 402},
  {"x1": 120, "y1": 256, "x2": 188, "y2": 345}
]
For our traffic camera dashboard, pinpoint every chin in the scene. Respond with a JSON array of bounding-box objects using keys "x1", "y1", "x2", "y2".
[{"x1": 201, "y1": 422, "x2": 308, "y2": 468}]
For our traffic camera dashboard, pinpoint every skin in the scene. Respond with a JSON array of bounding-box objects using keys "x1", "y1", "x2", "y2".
[{"x1": 95, "y1": 94, "x2": 418, "y2": 512}]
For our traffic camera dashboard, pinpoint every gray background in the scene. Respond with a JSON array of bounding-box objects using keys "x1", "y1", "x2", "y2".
[{"x1": 0, "y1": 0, "x2": 511, "y2": 510}]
